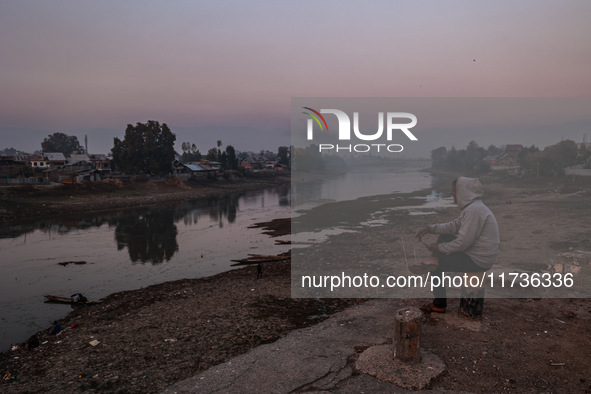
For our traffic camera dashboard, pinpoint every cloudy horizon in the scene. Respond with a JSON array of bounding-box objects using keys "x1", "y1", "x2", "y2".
[{"x1": 2, "y1": 1, "x2": 591, "y2": 156}]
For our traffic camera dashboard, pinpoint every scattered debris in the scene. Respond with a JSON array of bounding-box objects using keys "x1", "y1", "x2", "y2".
[
  {"x1": 274, "y1": 239, "x2": 316, "y2": 245},
  {"x1": 3, "y1": 372, "x2": 16, "y2": 382},
  {"x1": 231, "y1": 252, "x2": 290, "y2": 266},
  {"x1": 58, "y1": 261, "x2": 87, "y2": 267}
]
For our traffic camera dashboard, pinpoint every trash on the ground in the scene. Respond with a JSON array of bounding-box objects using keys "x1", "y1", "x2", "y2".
[
  {"x1": 58, "y1": 261, "x2": 87, "y2": 266},
  {"x1": 164, "y1": 338, "x2": 177, "y2": 342},
  {"x1": 89, "y1": 339, "x2": 100, "y2": 346},
  {"x1": 3, "y1": 372, "x2": 16, "y2": 381}
]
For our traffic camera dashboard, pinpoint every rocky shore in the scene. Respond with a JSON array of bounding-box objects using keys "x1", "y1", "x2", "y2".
[{"x1": 1, "y1": 173, "x2": 591, "y2": 393}]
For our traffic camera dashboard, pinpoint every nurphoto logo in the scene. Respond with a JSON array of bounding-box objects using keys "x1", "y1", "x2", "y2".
[{"x1": 302, "y1": 107, "x2": 418, "y2": 153}]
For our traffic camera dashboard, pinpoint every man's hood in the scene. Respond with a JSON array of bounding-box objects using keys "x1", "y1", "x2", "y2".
[{"x1": 456, "y1": 176, "x2": 483, "y2": 209}]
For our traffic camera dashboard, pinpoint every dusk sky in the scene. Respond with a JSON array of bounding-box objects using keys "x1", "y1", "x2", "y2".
[{"x1": 1, "y1": 1, "x2": 590, "y2": 156}]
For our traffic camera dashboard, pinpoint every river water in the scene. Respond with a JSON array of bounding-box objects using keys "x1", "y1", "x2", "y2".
[{"x1": 0, "y1": 161, "x2": 435, "y2": 350}]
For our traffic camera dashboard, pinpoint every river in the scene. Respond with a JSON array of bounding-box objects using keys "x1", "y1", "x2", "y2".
[{"x1": 0, "y1": 161, "x2": 436, "y2": 350}]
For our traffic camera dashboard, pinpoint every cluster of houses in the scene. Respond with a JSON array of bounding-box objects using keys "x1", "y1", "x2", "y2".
[
  {"x1": 238, "y1": 156, "x2": 288, "y2": 172},
  {"x1": 173, "y1": 154, "x2": 288, "y2": 181},
  {"x1": 172, "y1": 159, "x2": 221, "y2": 180},
  {"x1": 0, "y1": 150, "x2": 290, "y2": 184},
  {"x1": 481, "y1": 142, "x2": 591, "y2": 175},
  {"x1": 483, "y1": 144, "x2": 523, "y2": 172},
  {"x1": 0, "y1": 152, "x2": 111, "y2": 184}
]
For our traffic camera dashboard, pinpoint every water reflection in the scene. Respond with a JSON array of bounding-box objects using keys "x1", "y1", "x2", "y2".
[
  {"x1": 291, "y1": 162, "x2": 432, "y2": 210},
  {"x1": 0, "y1": 186, "x2": 292, "y2": 353},
  {"x1": 114, "y1": 208, "x2": 179, "y2": 264},
  {"x1": 0, "y1": 187, "x2": 292, "y2": 266}
]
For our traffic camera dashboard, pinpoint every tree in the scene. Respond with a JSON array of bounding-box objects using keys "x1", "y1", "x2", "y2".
[
  {"x1": 520, "y1": 140, "x2": 578, "y2": 177},
  {"x1": 465, "y1": 141, "x2": 484, "y2": 170},
  {"x1": 487, "y1": 144, "x2": 503, "y2": 156},
  {"x1": 225, "y1": 145, "x2": 237, "y2": 170},
  {"x1": 430, "y1": 147, "x2": 447, "y2": 166},
  {"x1": 278, "y1": 146, "x2": 290, "y2": 166},
  {"x1": 292, "y1": 145, "x2": 325, "y2": 171},
  {"x1": 180, "y1": 141, "x2": 201, "y2": 162},
  {"x1": 205, "y1": 147, "x2": 219, "y2": 161},
  {"x1": 219, "y1": 151, "x2": 228, "y2": 170},
  {"x1": 0, "y1": 147, "x2": 18, "y2": 155},
  {"x1": 111, "y1": 120, "x2": 176, "y2": 175},
  {"x1": 41, "y1": 132, "x2": 83, "y2": 154}
]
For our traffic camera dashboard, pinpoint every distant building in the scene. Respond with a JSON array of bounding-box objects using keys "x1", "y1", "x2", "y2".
[
  {"x1": 172, "y1": 161, "x2": 216, "y2": 180},
  {"x1": 0, "y1": 156, "x2": 29, "y2": 178},
  {"x1": 505, "y1": 144, "x2": 523, "y2": 154},
  {"x1": 239, "y1": 156, "x2": 264, "y2": 171},
  {"x1": 482, "y1": 155, "x2": 499, "y2": 166},
  {"x1": 494, "y1": 153, "x2": 520, "y2": 167},
  {"x1": 199, "y1": 160, "x2": 221, "y2": 170},
  {"x1": 489, "y1": 145, "x2": 523, "y2": 172},
  {"x1": 68, "y1": 153, "x2": 90, "y2": 165},
  {"x1": 29, "y1": 154, "x2": 49, "y2": 169},
  {"x1": 88, "y1": 154, "x2": 111, "y2": 172},
  {"x1": 42, "y1": 153, "x2": 66, "y2": 168}
]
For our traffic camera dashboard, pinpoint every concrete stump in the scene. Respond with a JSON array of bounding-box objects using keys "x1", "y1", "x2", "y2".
[
  {"x1": 356, "y1": 306, "x2": 445, "y2": 389},
  {"x1": 392, "y1": 307, "x2": 422, "y2": 364},
  {"x1": 459, "y1": 272, "x2": 486, "y2": 318}
]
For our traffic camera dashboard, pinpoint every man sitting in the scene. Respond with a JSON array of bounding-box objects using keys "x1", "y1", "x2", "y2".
[{"x1": 411, "y1": 177, "x2": 500, "y2": 313}]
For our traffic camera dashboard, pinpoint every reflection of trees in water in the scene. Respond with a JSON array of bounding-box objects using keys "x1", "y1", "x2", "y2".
[
  {"x1": 175, "y1": 187, "x2": 290, "y2": 228},
  {"x1": 2, "y1": 186, "x2": 291, "y2": 261},
  {"x1": 208, "y1": 194, "x2": 239, "y2": 225},
  {"x1": 174, "y1": 193, "x2": 242, "y2": 228},
  {"x1": 0, "y1": 214, "x2": 116, "y2": 239},
  {"x1": 276, "y1": 184, "x2": 290, "y2": 206},
  {"x1": 181, "y1": 210, "x2": 201, "y2": 226},
  {"x1": 114, "y1": 208, "x2": 179, "y2": 264}
]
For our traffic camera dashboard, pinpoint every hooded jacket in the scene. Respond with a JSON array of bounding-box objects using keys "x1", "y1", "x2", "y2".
[{"x1": 428, "y1": 177, "x2": 500, "y2": 269}]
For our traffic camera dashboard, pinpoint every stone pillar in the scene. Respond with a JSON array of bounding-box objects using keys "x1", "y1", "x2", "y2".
[
  {"x1": 459, "y1": 272, "x2": 486, "y2": 318},
  {"x1": 392, "y1": 307, "x2": 423, "y2": 364}
]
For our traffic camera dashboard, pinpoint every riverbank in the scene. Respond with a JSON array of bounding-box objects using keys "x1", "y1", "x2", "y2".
[
  {"x1": 0, "y1": 174, "x2": 290, "y2": 225},
  {"x1": 1, "y1": 173, "x2": 591, "y2": 393},
  {"x1": 0, "y1": 216, "x2": 365, "y2": 393}
]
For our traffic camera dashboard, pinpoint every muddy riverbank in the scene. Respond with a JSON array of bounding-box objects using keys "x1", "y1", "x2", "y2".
[
  {"x1": 0, "y1": 174, "x2": 290, "y2": 225},
  {"x1": 1, "y1": 174, "x2": 591, "y2": 393}
]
